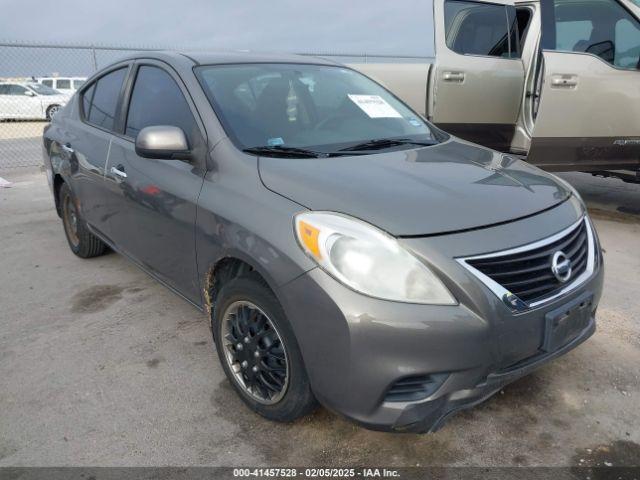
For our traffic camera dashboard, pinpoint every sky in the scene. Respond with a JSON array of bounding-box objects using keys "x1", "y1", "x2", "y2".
[{"x1": 0, "y1": 0, "x2": 435, "y2": 57}]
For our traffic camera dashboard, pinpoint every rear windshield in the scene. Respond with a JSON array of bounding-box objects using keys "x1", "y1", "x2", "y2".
[{"x1": 195, "y1": 63, "x2": 443, "y2": 154}]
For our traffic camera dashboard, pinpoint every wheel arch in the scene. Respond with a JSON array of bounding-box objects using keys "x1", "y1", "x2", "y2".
[
  {"x1": 203, "y1": 252, "x2": 280, "y2": 318},
  {"x1": 53, "y1": 173, "x2": 66, "y2": 217}
]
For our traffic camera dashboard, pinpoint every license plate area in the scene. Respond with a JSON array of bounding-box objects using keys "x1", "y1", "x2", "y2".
[{"x1": 542, "y1": 292, "x2": 594, "y2": 352}]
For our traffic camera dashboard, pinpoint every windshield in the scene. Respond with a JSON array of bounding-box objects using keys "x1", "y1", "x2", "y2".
[
  {"x1": 27, "y1": 83, "x2": 60, "y2": 95},
  {"x1": 195, "y1": 63, "x2": 445, "y2": 155}
]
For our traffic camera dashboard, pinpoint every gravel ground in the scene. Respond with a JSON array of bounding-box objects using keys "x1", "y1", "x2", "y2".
[{"x1": 0, "y1": 168, "x2": 638, "y2": 467}]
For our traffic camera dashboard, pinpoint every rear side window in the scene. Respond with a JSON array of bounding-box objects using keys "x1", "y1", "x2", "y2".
[
  {"x1": 552, "y1": 0, "x2": 640, "y2": 69},
  {"x1": 125, "y1": 66, "x2": 197, "y2": 142},
  {"x1": 73, "y1": 79, "x2": 85, "y2": 89},
  {"x1": 82, "y1": 67, "x2": 127, "y2": 131},
  {"x1": 444, "y1": 0, "x2": 519, "y2": 58},
  {"x1": 56, "y1": 79, "x2": 71, "y2": 90}
]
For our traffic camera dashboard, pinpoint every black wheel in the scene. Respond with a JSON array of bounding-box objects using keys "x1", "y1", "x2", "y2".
[
  {"x1": 212, "y1": 273, "x2": 317, "y2": 422},
  {"x1": 46, "y1": 104, "x2": 61, "y2": 121},
  {"x1": 59, "y1": 183, "x2": 107, "y2": 258}
]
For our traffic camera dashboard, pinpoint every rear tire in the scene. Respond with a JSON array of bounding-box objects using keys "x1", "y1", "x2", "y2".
[
  {"x1": 46, "y1": 104, "x2": 61, "y2": 121},
  {"x1": 212, "y1": 272, "x2": 317, "y2": 422},
  {"x1": 59, "y1": 183, "x2": 106, "y2": 258}
]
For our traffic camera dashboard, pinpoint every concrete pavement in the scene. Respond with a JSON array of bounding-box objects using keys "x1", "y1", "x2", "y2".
[{"x1": 0, "y1": 168, "x2": 638, "y2": 467}]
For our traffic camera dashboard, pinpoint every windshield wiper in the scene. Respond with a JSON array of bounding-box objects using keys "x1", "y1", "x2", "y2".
[
  {"x1": 339, "y1": 138, "x2": 438, "y2": 152},
  {"x1": 243, "y1": 145, "x2": 325, "y2": 158},
  {"x1": 243, "y1": 145, "x2": 367, "y2": 158}
]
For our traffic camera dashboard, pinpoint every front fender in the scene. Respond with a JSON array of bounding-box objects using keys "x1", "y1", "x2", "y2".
[{"x1": 195, "y1": 142, "x2": 316, "y2": 311}]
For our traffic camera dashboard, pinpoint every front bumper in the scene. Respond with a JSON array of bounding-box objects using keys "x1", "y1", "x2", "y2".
[{"x1": 277, "y1": 199, "x2": 604, "y2": 432}]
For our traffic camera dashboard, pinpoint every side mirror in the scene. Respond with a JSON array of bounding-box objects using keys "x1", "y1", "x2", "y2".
[
  {"x1": 135, "y1": 125, "x2": 191, "y2": 160},
  {"x1": 24, "y1": 90, "x2": 36, "y2": 97},
  {"x1": 586, "y1": 40, "x2": 615, "y2": 64}
]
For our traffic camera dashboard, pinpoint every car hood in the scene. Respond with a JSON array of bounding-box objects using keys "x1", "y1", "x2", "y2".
[{"x1": 258, "y1": 138, "x2": 572, "y2": 236}]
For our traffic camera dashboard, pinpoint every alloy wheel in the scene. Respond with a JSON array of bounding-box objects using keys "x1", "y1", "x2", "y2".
[
  {"x1": 221, "y1": 300, "x2": 289, "y2": 404},
  {"x1": 62, "y1": 194, "x2": 79, "y2": 247}
]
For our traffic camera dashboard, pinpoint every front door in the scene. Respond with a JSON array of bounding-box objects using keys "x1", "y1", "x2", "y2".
[
  {"x1": 432, "y1": 0, "x2": 526, "y2": 152},
  {"x1": 528, "y1": 0, "x2": 640, "y2": 171},
  {"x1": 104, "y1": 62, "x2": 207, "y2": 304},
  {"x1": 0, "y1": 84, "x2": 41, "y2": 119}
]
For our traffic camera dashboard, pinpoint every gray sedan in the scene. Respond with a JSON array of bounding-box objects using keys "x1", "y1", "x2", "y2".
[{"x1": 43, "y1": 52, "x2": 603, "y2": 433}]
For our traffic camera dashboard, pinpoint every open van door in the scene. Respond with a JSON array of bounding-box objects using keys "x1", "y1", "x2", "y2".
[
  {"x1": 528, "y1": 0, "x2": 640, "y2": 171},
  {"x1": 431, "y1": 0, "x2": 526, "y2": 152}
]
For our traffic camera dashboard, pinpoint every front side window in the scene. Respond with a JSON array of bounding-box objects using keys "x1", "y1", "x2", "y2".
[
  {"x1": 195, "y1": 63, "x2": 441, "y2": 155},
  {"x1": 42, "y1": 79, "x2": 53, "y2": 87},
  {"x1": 8, "y1": 85, "x2": 28, "y2": 96},
  {"x1": 553, "y1": 0, "x2": 640, "y2": 69},
  {"x1": 82, "y1": 67, "x2": 127, "y2": 131},
  {"x1": 444, "y1": 0, "x2": 518, "y2": 57},
  {"x1": 125, "y1": 66, "x2": 197, "y2": 141},
  {"x1": 73, "y1": 79, "x2": 85, "y2": 89},
  {"x1": 56, "y1": 79, "x2": 71, "y2": 90}
]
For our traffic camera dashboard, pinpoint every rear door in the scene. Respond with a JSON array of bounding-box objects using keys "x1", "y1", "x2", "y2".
[
  {"x1": 104, "y1": 61, "x2": 207, "y2": 304},
  {"x1": 527, "y1": 0, "x2": 640, "y2": 171},
  {"x1": 432, "y1": 0, "x2": 526, "y2": 151},
  {"x1": 70, "y1": 65, "x2": 130, "y2": 238}
]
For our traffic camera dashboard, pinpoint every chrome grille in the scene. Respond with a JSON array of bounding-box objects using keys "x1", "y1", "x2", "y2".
[{"x1": 459, "y1": 217, "x2": 595, "y2": 309}]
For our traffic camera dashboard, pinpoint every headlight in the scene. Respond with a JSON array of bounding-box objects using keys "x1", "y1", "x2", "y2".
[{"x1": 294, "y1": 212, "x2": 456, "y2": 305}]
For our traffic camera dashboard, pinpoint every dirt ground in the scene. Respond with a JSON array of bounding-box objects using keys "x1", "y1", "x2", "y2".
[{"x1": 0, "y1": 168, "x2": 638, "y2": 467}]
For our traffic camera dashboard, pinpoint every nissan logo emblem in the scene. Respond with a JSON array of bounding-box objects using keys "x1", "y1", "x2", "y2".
[{"x1": 551, "y1": 251, "x2": 572, "y2": 283}]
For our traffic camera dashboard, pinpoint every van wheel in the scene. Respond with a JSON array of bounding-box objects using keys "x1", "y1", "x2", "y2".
[
  {"x1": 59, "y1": 183, "x2": 106, "y2": 258},
  {"x1": 212, "y1": 273, "x2": 317, "y2": 422},
  {"x1": 46, "y1": 105, "x2": 61, "y2": 121}
]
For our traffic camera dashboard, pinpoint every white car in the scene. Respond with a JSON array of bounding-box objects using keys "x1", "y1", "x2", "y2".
[
  {"x1": 36, "y1": 77, "x2": 86, "y2": 96},
  {"x1": 0, "y1": 82, "x2": 68, "y2": 121}
]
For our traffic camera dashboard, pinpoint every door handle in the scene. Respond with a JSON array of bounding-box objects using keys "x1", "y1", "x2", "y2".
[
  {"x1": 443, "y1": 71, "x2": 465, "y2": 83},
  {"x1": 550, "y1": 74, "x2": 578, "y2": 88},
  {"x1": 110, "y1": 165, "x2": 127, "y2": 179},
  {"x1": 61, "y1": 143, "x2": 74, "y2": 154}
]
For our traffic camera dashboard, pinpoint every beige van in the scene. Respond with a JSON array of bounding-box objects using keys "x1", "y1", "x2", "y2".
[{"x1": 353, "y1": 0, "x2": 640, "y2": 178}]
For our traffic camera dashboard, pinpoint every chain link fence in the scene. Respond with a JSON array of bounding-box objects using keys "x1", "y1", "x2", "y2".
[
  {"x1": 0, "y1": 41, "x2": 431, "y2": 171},
  {"x1": 0, "y1": 42, "x2": 167, "y2": 170}
]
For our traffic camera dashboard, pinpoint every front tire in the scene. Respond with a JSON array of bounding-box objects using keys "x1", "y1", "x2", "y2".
[
  {"x1": 212, "y1": 273, "x2": 317, "y2": 422},
  {"x1": 59, "y1": 183, "x2": 107, "y2": 258}
]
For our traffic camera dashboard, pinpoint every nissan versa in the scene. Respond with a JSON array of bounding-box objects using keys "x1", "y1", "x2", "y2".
[{"x1": 43, "y1": 52, "x2": 603, "y2": 433}]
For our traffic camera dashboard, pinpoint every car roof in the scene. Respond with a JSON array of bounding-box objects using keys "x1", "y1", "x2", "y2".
[{"x1": 118, "y1": 50, "x2": 340, "y2": 67}]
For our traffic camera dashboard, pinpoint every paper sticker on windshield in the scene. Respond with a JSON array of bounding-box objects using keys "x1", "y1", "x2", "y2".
[
  {"x1": 268, "y1": 137, "x2": 284, "y2": 146},
  {"x1": 348, "y1": 94, "x2": 402, "y2": 119}
]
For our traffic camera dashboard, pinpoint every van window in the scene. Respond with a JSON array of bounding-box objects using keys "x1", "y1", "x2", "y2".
[
  {"x1": 42, "y1": 79, "x2": 53, "y2": 87},
  {"x1": 82, "y1": 68, "x2": 127, "y2": 131},
  {"x1": 444, "y1": 0, "x2": 517, "y2": 58},
  {"x1": 56, "y1": 79, "x2": 71, "y2": 90},
  {"x1": 125, "y1": 66, "x2": 197, "y2": 142},
  {"x1": 553, "y1": 0, "x2": 640, "y2": 70},
  {"x1": 73, "y1": 79, "x2": 85, "y2": 89}
]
